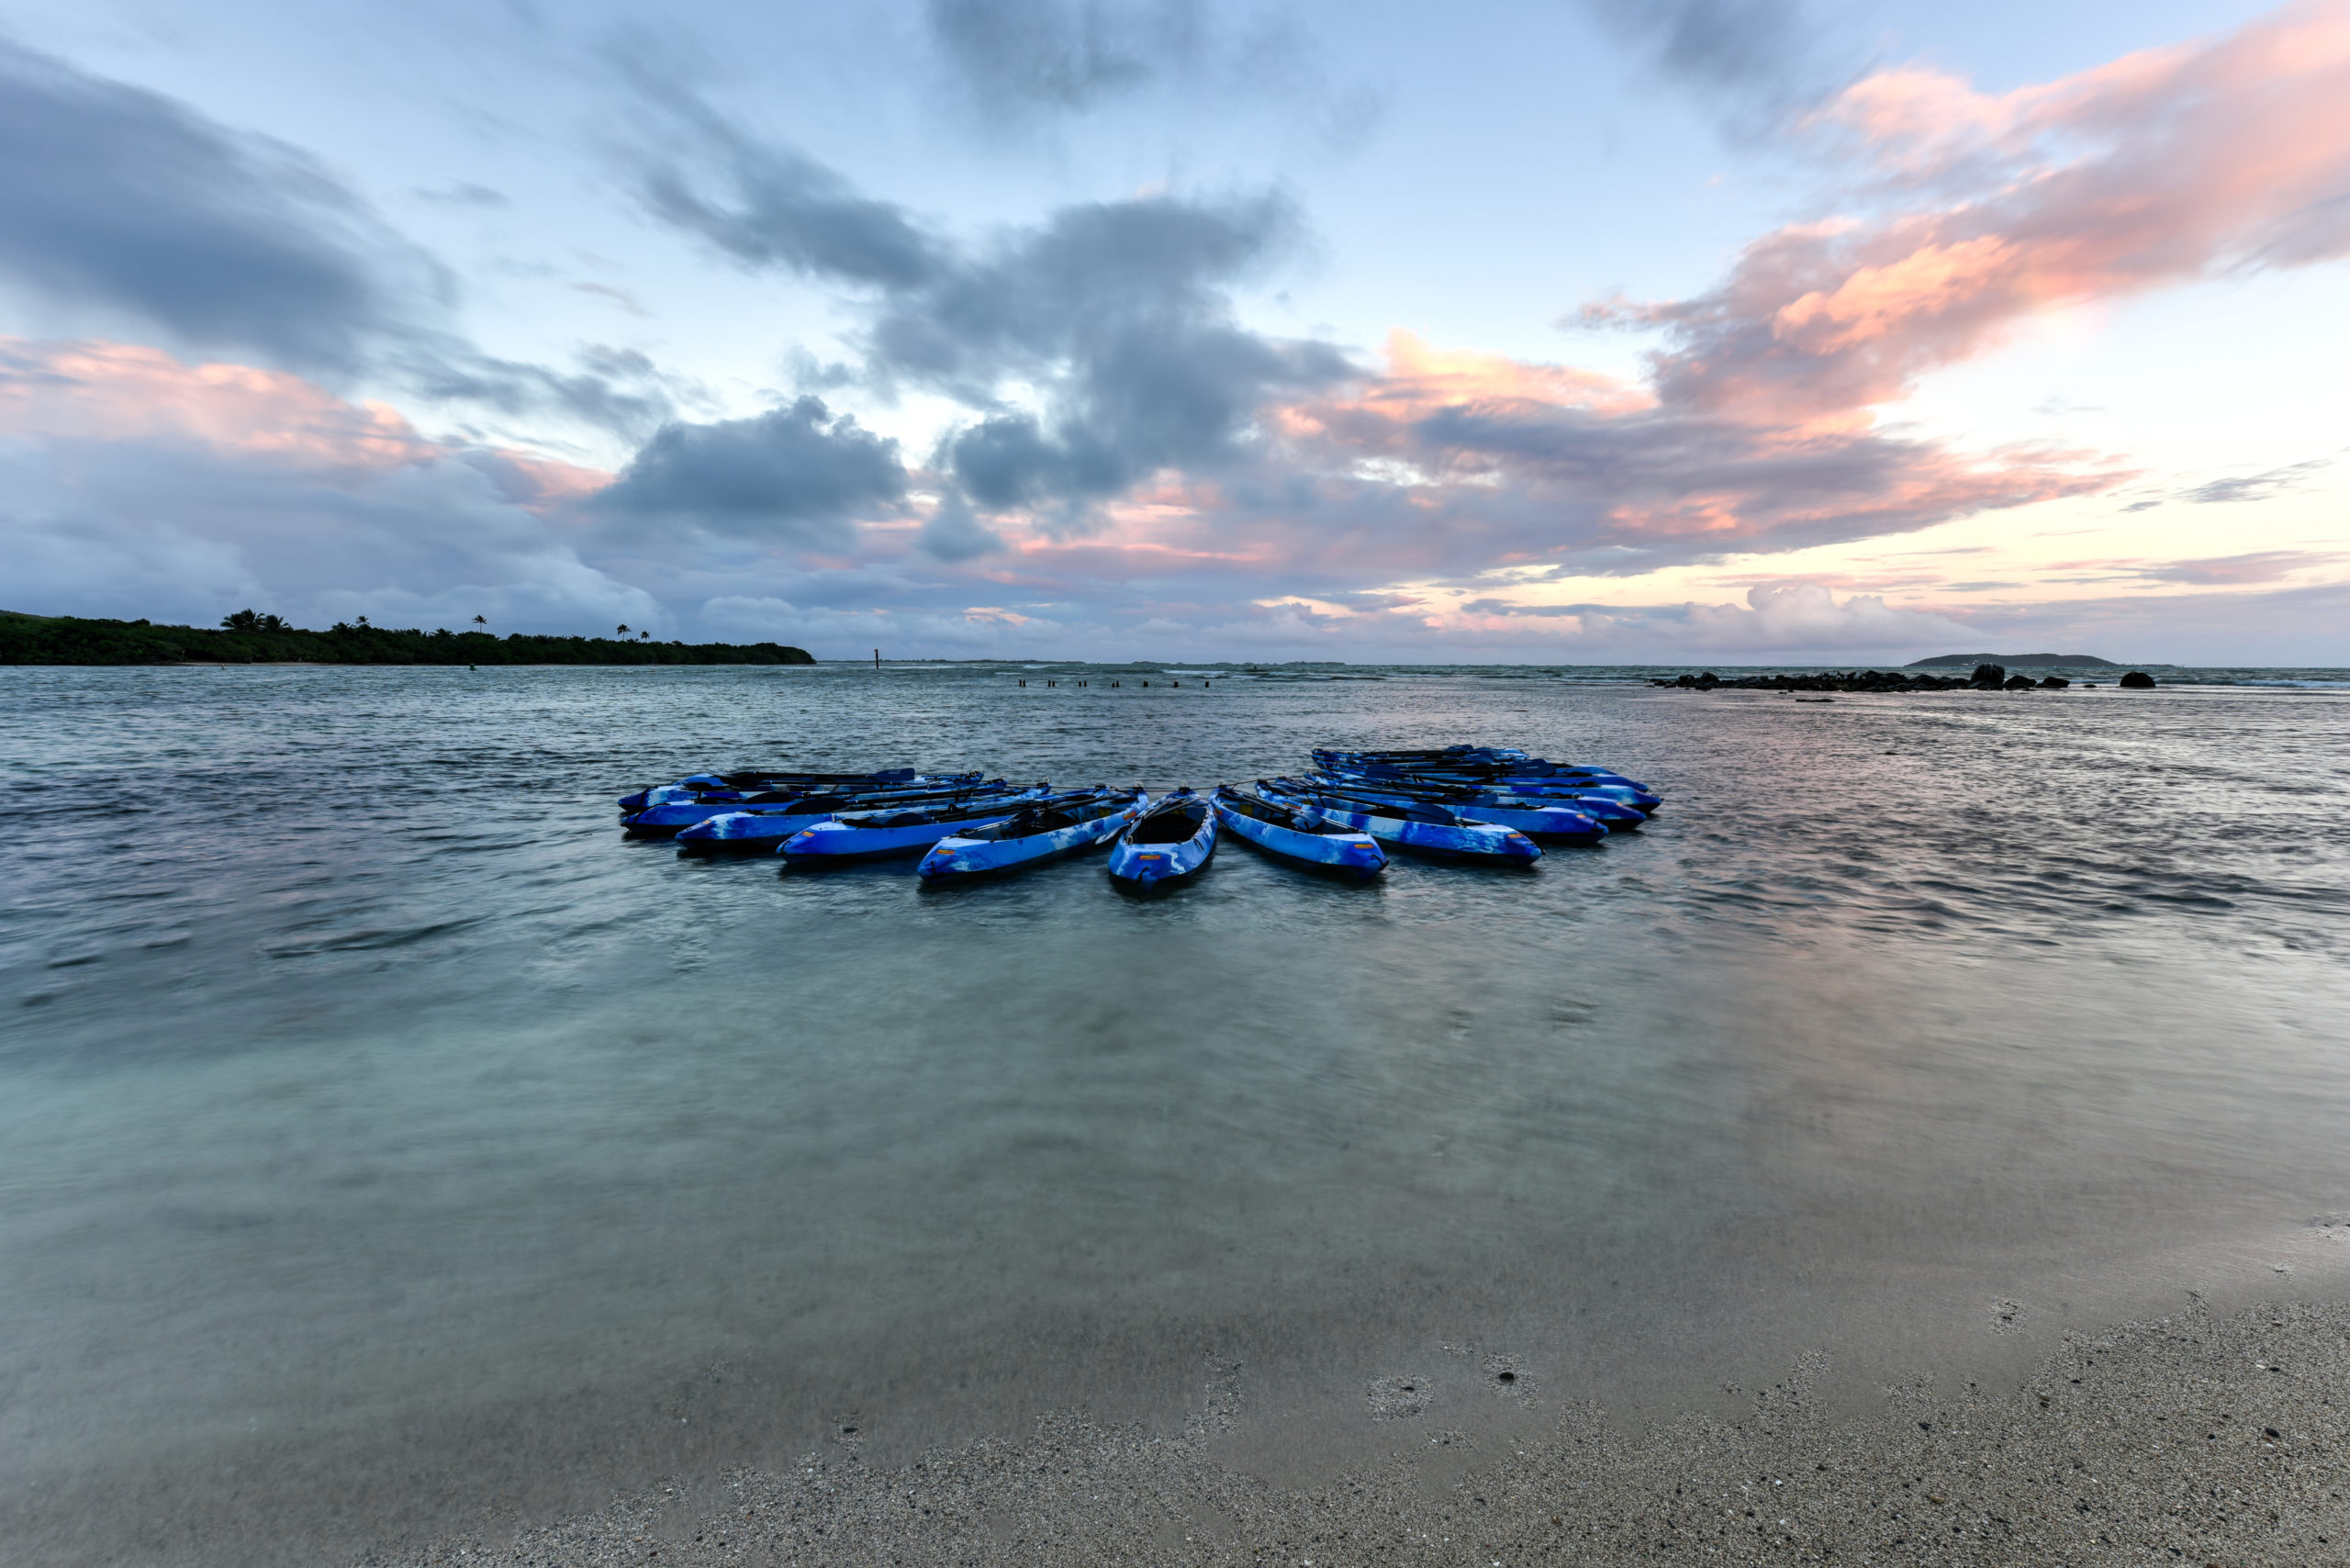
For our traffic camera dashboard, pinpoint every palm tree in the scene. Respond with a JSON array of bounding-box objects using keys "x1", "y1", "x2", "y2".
[
  {"x1": 617, "y1": 623, "x2": 630, "y2": 636},
  {"x1": 472, "y1": 614, "x2": 487, "y2": 628}
]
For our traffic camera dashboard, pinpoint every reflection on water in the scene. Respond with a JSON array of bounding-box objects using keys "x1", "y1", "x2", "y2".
[{"x1": 1, "y1": 665, "x2": 2346, "y2": 1563}]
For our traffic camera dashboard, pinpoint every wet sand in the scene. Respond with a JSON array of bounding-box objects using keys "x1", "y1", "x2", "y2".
[{"x1": 377, "y1": 1297, "x2": 2350, "y2": 1567}]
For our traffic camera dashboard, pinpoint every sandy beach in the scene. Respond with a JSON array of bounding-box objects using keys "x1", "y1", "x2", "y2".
[{"x1": 371, "y1": 1297, "x2": 2350, "y2": 1567}]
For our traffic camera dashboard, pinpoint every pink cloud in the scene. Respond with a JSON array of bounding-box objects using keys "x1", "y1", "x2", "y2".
[
  {"x1": 1075, "y1": 7, "x2": 2350, "y2": 600},
  {"x1": 0, "y1": 337, "x2": 608, "y2": 504},
  {"x1": 1633, "y1": 1, "x2": 2350, "y2": 422}
]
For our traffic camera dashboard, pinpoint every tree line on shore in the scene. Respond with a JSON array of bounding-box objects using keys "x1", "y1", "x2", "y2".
[{"x1": 0, "y1": 610, "x2": 814, "y2": 666}]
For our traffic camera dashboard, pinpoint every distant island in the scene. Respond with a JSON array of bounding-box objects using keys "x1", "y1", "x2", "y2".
[
  {"x1": 1904, "y1": 653, "x2": 2155, "y2": 669},
  {"x1": 0, "y1": 610, "x2": 813, "y2": 666}
]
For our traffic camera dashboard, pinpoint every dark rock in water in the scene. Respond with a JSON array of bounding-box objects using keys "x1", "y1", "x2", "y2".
[
  {"x1": 2119, "y1": 670, "x2": 2157, "y2": 689},
  {"x1": 1972, "y1": 663, "x2": 2008, "y2": 687},
  {"x1": 2002, "y1": 673, "x2": 2037, "y2": 690},
  {"x1": 1652, "y1": 666, "x2": 1975, "y2": 694},
  {"x1": 2039, "y1": 675, "x2": 2071, "y2": 689}
]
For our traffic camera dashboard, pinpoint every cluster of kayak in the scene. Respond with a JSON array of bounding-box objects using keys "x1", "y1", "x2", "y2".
[{"x1": 613, "y1": 745, "x2": 1659, "y2": 892}]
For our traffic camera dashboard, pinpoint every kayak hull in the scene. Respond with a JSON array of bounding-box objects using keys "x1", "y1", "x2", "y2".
[
  {"x1": 778, "y1": 820, "x2": 964, "y2": 860},
  {"x1": 779, "y1": 790, "x2": 1054, "y2": 861},
  {"x1": 1446, "y1": 801, "x2": 1606, "y2": 844},
  {"x1": 636, "y1": 779, "x2": 1017, "y2": 838},
  {"x1": 1213, "y1": 799, "x2": 1385, "y2": 875},
  {"x1": 675, "y1": 808, "x2": 836, "y2": 850},
  {"x1": 1106, "y1": 796, "x2": 1217, "y2": 890},
  {"x1": 1304, "y1": 775, "x2": 1638, "y2": 834},
  {"x1": 621, "y1": 768, "x2": 970, "y2": 813},
  {"x1": 1259, "y1": 787, "x2": 1539, "y2": 863},
  {"x1": 918, "y1": 792, "x2": 1148, "y2": 879},
  {"x1": 1314, "y1": 754, "x2": 1659, "y2": 811}
]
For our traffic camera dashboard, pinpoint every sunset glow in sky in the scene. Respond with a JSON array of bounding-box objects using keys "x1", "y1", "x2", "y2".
[{"x1": 3, "y1": 0, "x2": 2345, "y2": 662}]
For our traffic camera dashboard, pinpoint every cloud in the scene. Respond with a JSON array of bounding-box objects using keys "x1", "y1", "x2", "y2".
[
  {"x1": 0, "y1": 41, "x2": 685, "y2": 440},
  {"x1": 588, "y1": 396, "x2": 907, "y2": 543},
  {"x1": 2135, "y1": 550, "x2": 2345, "y2": 586},
  {"x1": 2121, "y1": 456, "x2": 2332, "y2": 511},
  {"x1": 878, "y1": 193, "x2": 1353, "y2": 514},
  {"x1": 619, "y1": 86, "x2": 1355, "y2": 519},
  {"x1": 1908, "y1": 574, "x2": 2350, "y2": 667},
  {"x1": 0, "y1": 338, "x2": 651, "y2": 633},
  {"x1": 0, "y1": 38, "x2": 446, "y2": 374},
  {"x1": 1453, "y1": 579, "x2": 1973, "y2": 654},
  {"x1": 2177, "y1": 459, "x2": 2333, "y2": 506},
  {"x1": 917, "y1": 0, "x2": 1371, "y2": 145},
  {"x1": 620, "y1": 69, "x2": 944, "y2": 289},
  {"x1": 1574, "y1": 0, "x2": 1853, "y2": 124},
  {"x1": 1245, "y1": 330, "x2": 2120, "y2": 580},
  {"x1": 571, "y1": 281, "x2": 650, "y2": 318},
  {"x1": 923, "y1": 0, "x2": 1201, "y2": 117},
  {"x1": 413, "y1": 182, "x2": 510, "y2": 208},
  {"x1": 1610, "y1": 2, "x2": 2350, "y2": 426},
  {"x1": 914, "y1": 493, "x2": 1007, "y2": 562}
]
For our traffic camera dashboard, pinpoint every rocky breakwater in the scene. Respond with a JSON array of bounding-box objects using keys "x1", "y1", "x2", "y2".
[{"x1": 1651, "y1": 663, "x2": 2109, "y2": 694}]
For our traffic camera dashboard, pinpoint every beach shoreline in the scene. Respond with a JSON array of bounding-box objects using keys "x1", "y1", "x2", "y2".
[{"x1": 357, "y1": 1297, "x2": 2350, "y2": 1567}]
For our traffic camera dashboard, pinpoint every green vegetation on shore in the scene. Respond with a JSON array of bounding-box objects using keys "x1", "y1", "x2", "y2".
[
  {"x1": 0, "y1": 610, "x2": 813, "y2": 666},
  {"x1": 1905, "y1": 652, "x2": 2132, "y2": 668}
]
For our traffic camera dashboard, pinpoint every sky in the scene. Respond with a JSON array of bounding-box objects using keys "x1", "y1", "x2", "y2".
[{"x1": 1, "y1": 0, "x2": 2344, "y2": 664}]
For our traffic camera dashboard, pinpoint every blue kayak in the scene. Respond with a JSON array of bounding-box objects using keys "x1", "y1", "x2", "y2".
[
  {"x1": 1106, "y1": 790, "x2": 1217, "y2": 890},
  {"x1": 1512, "y1": 783, "x2": 1659, "y2": 813},
  {"x1": 1211, "y1": 786, "x2": 1384, "y2": 876},
  {"x1": 1317, "y1": 760, "x2": 1658, "y2": 812},
  {"x1": 1313, "y1": 751, "x2": 1658, "y2": 807},
  {"x1": 1306, "y1": 776, "x2": 1632, "y2": 835},
  {"x1": 1480, "y1": 789, "x2": 1647, "y2": 828},
  {"x1": 630, "y1": 778, "x2": 1007, "y2": 837},
  {"x1": 917, "y1": 789, "x2": 1147, "y2": 879},
  {"x1": 778, "y1": 786, "x2": 1061, "y2": 862},
  {"x1": 1306, "y1": 768, "x2": 1647, "y2": 829},
  {"x1": 675, "y1": 782, "x2": 1025, "y2": 852},
  {"x1": 1299, "y1": 778, "x2": 1605, "y2": 843},
  {"x1": 1258, "y1": 781, "x2": 1539, "y2": 864},
  {"x1": 621, "y1": 774, "x2": 730, "y2": 812},
  {"x1": 621, "y1": 767, "x2": 959, "y2": 814}
]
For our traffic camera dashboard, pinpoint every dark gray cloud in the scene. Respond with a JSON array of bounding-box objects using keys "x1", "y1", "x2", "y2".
[
  {"x1": 591, "y1": 397, "x2": 907, "y2": 542},
  {"x1": 621, "y1": 68, "x2": 942, "y2": 289},
  {"x1": 403, "y1": 345, "x2": 677, "y2": 441},
  {"x1": 879, "y1": 194, "x2": 1352, "y2": 511},
  {"x1": 947, "y1": 414, "x2": 1123, "y2": 507},
  {"x1": 0, "y1": 38, "x2": 443, "y2": 372},
  {"x1": 2121, "y1": 458, "x2": 2331, "y2": 512},
  {"x1": 0, "y1": 40, "x2": 677, "y2": 438},
  {"x1": 1575, "y1": 0, "x2": 1855, "y2": 125},
  {"x1": 924, "y1": 0, "x2": 1202, "y2": 116},
  {"x1": 2177, "y1": 459, "x2": 2331, "y2": 506},
  {"x1": 620, "y1": 86, "x2": 1354, "y2": 521},
  {"x1": 918, "y1": 0, "x2": 1378, "y2": 150},
  {"x1": 915, "y1": 494, "x2": 1007, "y2": 561}
]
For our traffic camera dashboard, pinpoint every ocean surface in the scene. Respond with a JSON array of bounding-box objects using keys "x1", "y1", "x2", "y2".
[{"x1": 4, "y1": 661, "x2": 2347, "y2": 1565}]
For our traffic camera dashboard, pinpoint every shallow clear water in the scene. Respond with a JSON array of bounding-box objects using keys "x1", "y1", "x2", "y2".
[{"x1": 4, "y1": 664, "x2": 2347, "y2": 1563}]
